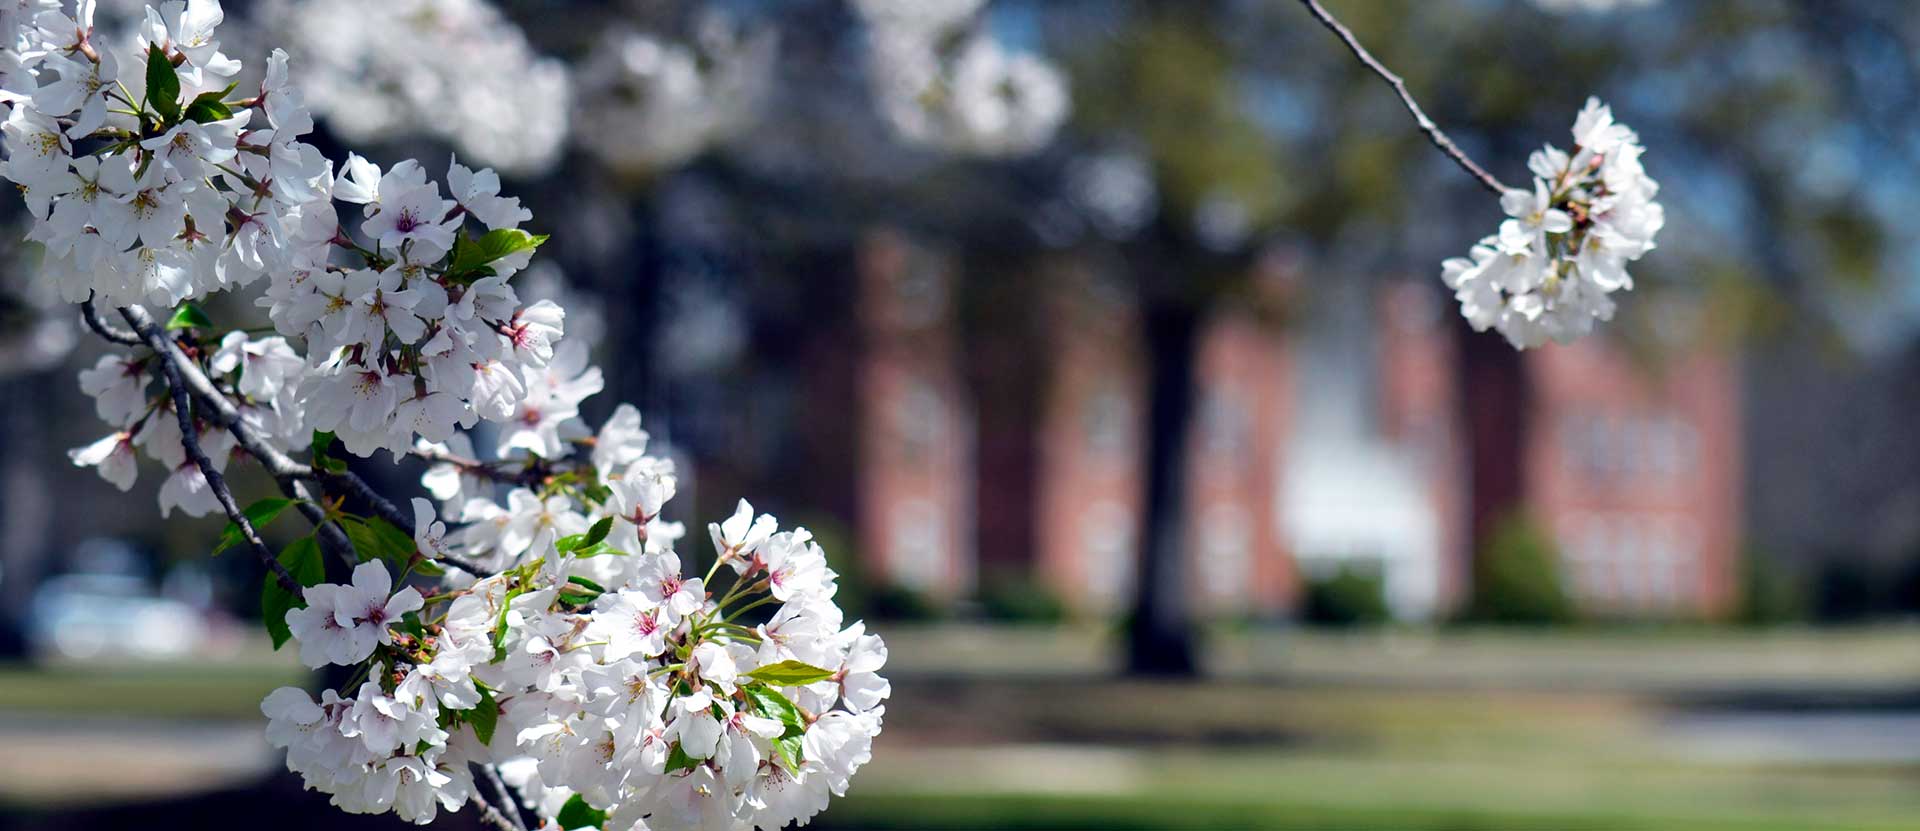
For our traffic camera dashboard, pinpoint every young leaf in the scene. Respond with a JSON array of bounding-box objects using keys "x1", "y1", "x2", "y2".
[
  {"x1": 181, "y1": 84, "x2": 236, "y2": 124},
  {"x1": 582, "y1": 516, "x2": 612, "y2": 548},
  {"x1": 557, "y1": 517, "x2": 615, "y2": 553},
  {"x1": 213, "y1": 497, "x2": 299, "y2": 555},
  {"x1": 572, "y1": 542, "x2": 626, "y2": 559},
  {"x1": 555, "y1": 794, "x2": 607, "y2": 830},
  {"x1": 310, "y1": 431, "x2": 347, "y2": 473},
  {"x1": 745, "y1": 660, "x2": 835, "y2": 687},
  {"x1": 490, "y1": 587, "x2": 526, "y2": 664},
  {"x1": 742, "y1": 683, "x2": 807, "y2": 731},
  {"x1": 261, "y1": 536, "x2": 325, "y2": 649},
  {"x1": 663, "y1": 742, "x2": 701, "y2": 774},
  {"x1": 469, "y1": 684, "x2": 499, "y2": 745},
  {"x1": 145, "y1": 43, "x2": 180, "y2": 123},
  {"x1": 342, "y1": 515, "x2": 416, "y2": 566},
  {"x1": 445, "y1": 229, "x2": 548, "y2": 282},
  {"x1": 165, "y1": 302, "x2": 212, "y2": 331},
  {"x1": 774, "y1": 733, "x2": 805, "y2": 773},
  {"x1": 567, "y1": 575, "x2": 607, "y2": 593}
]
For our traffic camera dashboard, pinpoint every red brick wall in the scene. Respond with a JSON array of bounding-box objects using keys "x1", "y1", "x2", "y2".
[
  {"x1": 1184, "y1": 313, "x2": 1295, "y2": 616},
  {"x1": 853, "y1": 230, "x2": 976, "y2": 601},
  {"x1": 1525, "y1": 338, "x2": 1742, "y2": 618}
]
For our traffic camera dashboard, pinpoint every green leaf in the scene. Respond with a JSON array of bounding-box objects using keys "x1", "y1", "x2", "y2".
[
  {"x1": 774, "y1": 733, "x2": 805, "y2": 773},
  {"x1": 446, "y1": 229, "x2": 548, "y2": 282},
  {"x1": 559, "y1": 574, "x2": 605, "y2": 607},
  {"x1": 343, "y1": 515, "x2": 416, "y2": 566},
  {"x1": 165, "y1": 302, "x2": 212, "y2": 330},
  {"x1": 573, "y1": 542, "x2": 625, "y2": 559},
  {"x1": 310, "y1": 431, "x2": 347, "y2": 473},
  {"x1": 742, "y1": 683, "x2": 809, "y2": 771},
  {"x1": 469, "y1": 684, "x2": 499, "y2": 745},
  {"x1": 490, "y1": 587, "x2": 526, "y2": 664},
  {"x1": 742, "y1": 683, "x2": 807, "y2": 731},
  {"x1": 145, "y1": 43, "x2": 180, "y2": 124},
  {"x1": 583, "y1": 516, "x2": 612, "y2": 547},
  {"x1": 213, "y1": 497, "x2": 299, "y2": 555},
  {"x1": 663, "y1": 742, "x2": 701, "y2": 774},
  {"x1": 744, "y1": 660, "x2": 835, "y2": 687},
  {"x1": 557, "y1": 518, "x2": 612, "y2": 554},
  {"x1": 181, "y1": 83, "x2": 236, "y2": 124},
  {"x1": 555, "y1": 794, "x2": 606, "y2": 830},
  {"x1": 261, "y1": 536, "x2": 325, "y2": 650}
]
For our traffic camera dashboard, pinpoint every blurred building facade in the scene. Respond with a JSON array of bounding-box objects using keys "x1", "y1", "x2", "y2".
[{"x1": 851, "y1": 230, "x2": 1742, "y2": 621}]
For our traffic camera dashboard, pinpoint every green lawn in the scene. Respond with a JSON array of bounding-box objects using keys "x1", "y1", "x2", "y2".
[
  {"x1": 0, "y1": 658, "x2": 307, "y2": 719},
  {"x1": 6, "y1": 628, "x2": 1920, "y2": 830}
]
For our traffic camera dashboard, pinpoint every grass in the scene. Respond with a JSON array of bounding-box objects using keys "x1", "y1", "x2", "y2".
[
  {"x1": 830, "y1": 678, "x2": 1920, "y2": 831},
  {"x1": 0, "y1": 658, "x2": 306, "y2": 720},
  {"x1": 6, "y1": 628, "x2": 1920, "y2": 829}
]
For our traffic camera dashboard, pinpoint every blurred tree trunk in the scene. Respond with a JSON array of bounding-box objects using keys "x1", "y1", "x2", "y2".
[
  {"x1": 1126, "y1": 298, "x2": 1202, "y2": 676},
  {"x1": 1455, "y1": 317, "x2": 1531, "y2": 586},
  {"x1": 0, "y1": 372, "x2": 54, "y2": 658}
]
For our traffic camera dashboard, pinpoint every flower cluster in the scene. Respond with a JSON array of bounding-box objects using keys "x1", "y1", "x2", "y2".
[
  {"x1": 0, "y1": 5, "x2": 884, "y2": 828},
  {"x1": 268, "y1": 404, "x2": 886, "y2": 828},
  {"x1": 854, "y1": 0, "x2": 1069, "y2": 158},
  {"x1": 261, "y1": 0, "x2": 569, "y2": 175},
  {"x1": 571, "y1": 16, "x2": 776, "y2": 176},
  {"x1": 70, "y1": 329, "x2": 307, "y2": 516},
  {"x1": 6, "y1": 0, "x2": 590, "y2": 497},
  {"x1": 1441, "y1": 97, "x2": 1664, "y2": 349}
]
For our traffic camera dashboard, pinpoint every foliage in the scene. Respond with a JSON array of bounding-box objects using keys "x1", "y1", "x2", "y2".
[
  {"x1": 1301, "y1": 564, "x2": 1390, "y2": 627},
  {"x1": 1465, "y1": 516, "x2": 1574, "y2": 625}
]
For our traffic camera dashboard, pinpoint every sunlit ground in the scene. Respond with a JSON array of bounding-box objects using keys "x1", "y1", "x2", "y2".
[{"x1": 8, "y1": 626, "x2": 1920, "y2": 830}]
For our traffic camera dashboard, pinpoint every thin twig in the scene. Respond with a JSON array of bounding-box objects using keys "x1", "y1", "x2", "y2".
[
  {"x1": 469, "y1": 785, "x2": 523, "y2": 831},
  {"x1": 479, "y1": 763, "x2": 530, "y2": 831},
  {"x1": 1296, "y1": 0, "x2": 1511, "y2": 195},
  {"x1": 109, "y1": 305, "x2": 495, "y2": 579},
  {"x1": 413, "y1": 445, "x2": 548, "y2": 487},
  {"x1": 80, "y1": 296, "x2": 141, "y2": 345},
  {"x1": 120, "y1": 308, "x2": 302, "y2": 595}
]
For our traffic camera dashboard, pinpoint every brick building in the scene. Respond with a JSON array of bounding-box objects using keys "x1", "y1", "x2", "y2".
[{"x1": 851, "y1": 231, "x2": 1743, "y2": 620}]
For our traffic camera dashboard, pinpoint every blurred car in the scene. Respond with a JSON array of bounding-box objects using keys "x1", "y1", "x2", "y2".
[{"x1": 27, "y1": 573, "x2": 209, "y2": 660}]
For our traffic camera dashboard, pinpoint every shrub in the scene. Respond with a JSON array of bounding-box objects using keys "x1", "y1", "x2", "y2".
[
  {"x1": 1301, "y1": 563, "x2": 1391, "y2": 626},
  {"x1": 978, "y1": 577, "x2": 1069, "y2": 623},
  {"x1": 1465, "y1": 515, "x2": 1574, "y2": 624}
]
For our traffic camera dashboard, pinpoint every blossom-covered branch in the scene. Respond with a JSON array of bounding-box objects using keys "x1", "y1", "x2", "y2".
[
  {"x1": 1295, "y1": 0, "x2": 1664, "y2": 349},
  {"x1": 5, "y1": 2, "x2": 887, "y2": 828},
  {"x1": 128, "y1": 304, "x2": 303, "y2": 595},
  {"x1": 1296, "y1": 0, "x2": 1510, "y2": 195}
]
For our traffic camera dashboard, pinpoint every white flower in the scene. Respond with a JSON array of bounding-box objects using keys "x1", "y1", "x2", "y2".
[
  {"x1": 594, "y1": 590, "x2": 670, "y2": 662},
  {"x1": 591, "y1": 403, "x2": 649, "y2": 474},
  {"x1": 77, "y1": 353, "x2": 147, "y2": 425},
  {"x1": 708, "y1": 499, "x2": 777, "y2": 572},
  {"x1": 286, "y1": 562, "x2": 421, "y2": 668},
  {"x1": 833, "y1": 622, "x2": 891, "y2": 714},
  {"x1": 69, "y1": 431, "x2": 138, "y2": 491},
  {"x1": 609, "y1": 457, "x2": 676, "y2": 525},
  {"x1": 1440, "y1": 97, "x2": 1661, "y2": 349},
  {"x1": 210, "y1": 332, "x2": 304, "y2": 401},
  {"x1": 411, "y1": 497, "x2": 455, "y2": 562},
  {"x1": 156, "y1": 462, "x2": 220, "y2": 518}
]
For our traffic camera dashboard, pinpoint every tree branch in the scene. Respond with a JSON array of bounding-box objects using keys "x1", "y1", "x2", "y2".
[
  {"x1": 80, "y1": 296, "x2": 141, "y2": 345},
  {"x1": 478, "y1": 763, "x2": 530, "y2": 831},
  {"x1": 120, "y1": 307, "x2": 302, "y2": 595},
  {"x1": 469, "y1": 787, "x2": 523, "y2": 831},
  {"x1": 1296, "y1": 0, "x2": 1511, "y2": 195},
  {"x1": 109, "y1": 305, "x2": 496, "y2": 579}
]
